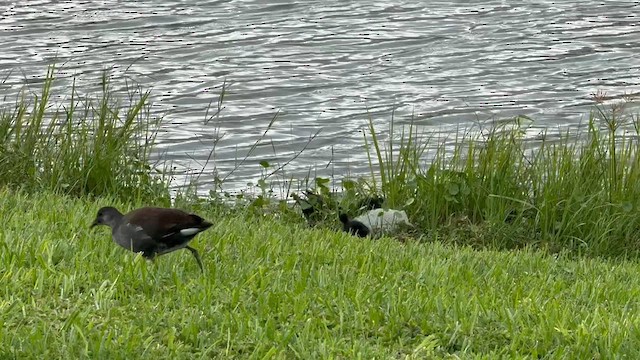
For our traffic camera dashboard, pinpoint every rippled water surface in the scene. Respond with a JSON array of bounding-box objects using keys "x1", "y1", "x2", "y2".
[{"x1": 1, "y1": 1, "x2": 639, "y2": 191}]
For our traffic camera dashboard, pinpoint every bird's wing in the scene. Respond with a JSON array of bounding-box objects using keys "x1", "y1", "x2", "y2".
[
  {"x1": 125, "y1": 208, "x2": 211, "y2": 247},
  {"x1": 114, "y1": 222, "x2": 156, "y2": 254}
]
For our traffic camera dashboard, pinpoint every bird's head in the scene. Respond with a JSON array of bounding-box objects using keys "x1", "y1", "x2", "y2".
[{"x1": 91, "y1": 206, "x2": 123, "y2": 229}]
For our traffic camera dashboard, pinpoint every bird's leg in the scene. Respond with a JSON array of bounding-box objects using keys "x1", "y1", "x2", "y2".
[
  {"x1": 143, "y1": 252, "x2": 159, "y2": 272},
  {"x1": 185, "y1": 246, "x2": 204, "y2": 273}
]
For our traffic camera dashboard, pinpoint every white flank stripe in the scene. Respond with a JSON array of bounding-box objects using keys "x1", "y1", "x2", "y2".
[{"x1": 180, "y1": 228, "x2": 201, "y2": 236}]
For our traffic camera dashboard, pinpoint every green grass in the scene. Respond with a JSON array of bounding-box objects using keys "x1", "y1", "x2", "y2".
[{"x1": 3, "y1": 189, "x2": 640, "y2": 359}]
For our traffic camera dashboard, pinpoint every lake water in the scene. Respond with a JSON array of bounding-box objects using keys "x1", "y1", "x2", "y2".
[{"x1": 1, "y1": 0, "x2": 639, "y2": 194}]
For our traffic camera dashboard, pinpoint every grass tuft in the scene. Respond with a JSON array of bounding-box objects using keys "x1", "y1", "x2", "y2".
[{"x1": 0, "y1": 65, "x2": 169, "y2": 203}]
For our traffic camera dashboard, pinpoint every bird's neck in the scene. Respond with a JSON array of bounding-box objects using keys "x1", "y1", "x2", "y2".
[{"x1": 108, "y1": 211, "x2": 124, "y2": 228}]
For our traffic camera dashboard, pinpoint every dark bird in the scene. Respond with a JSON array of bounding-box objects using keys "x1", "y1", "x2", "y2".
[
  {"x1": 292, "y1": 190, "x2": 327, "y2": 221},
  {"x1": 356, "y1": 195, "x2": 384, "y2": 211},
  {"x1": 339, "y1": 213, "x2": 371, "y2": 238},
  {"x1": 339, "y1": 209, "x2": 412, "y2": 238},
  {"x1": 293, "y1": 189, "x2": 385, "y2": 227},
  {"x1": 91, "y1": 206, "x2": 213, "y2": 272}
]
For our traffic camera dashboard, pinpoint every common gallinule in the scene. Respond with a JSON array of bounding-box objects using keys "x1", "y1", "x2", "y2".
[{"x1": 91, "y1": 206, "x2": 212, "y2": 272}]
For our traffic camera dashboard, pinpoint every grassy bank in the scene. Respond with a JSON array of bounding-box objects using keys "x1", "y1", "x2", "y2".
[
  {"x1": 2, "y1": 188, "x2": 640, "y2": 359},
  {"x1": 3, "y1": 66, "x2": 640, "y2": 258},
  {"x1": 3, "y1": 66, "x2": 640, "y2": 358}
]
